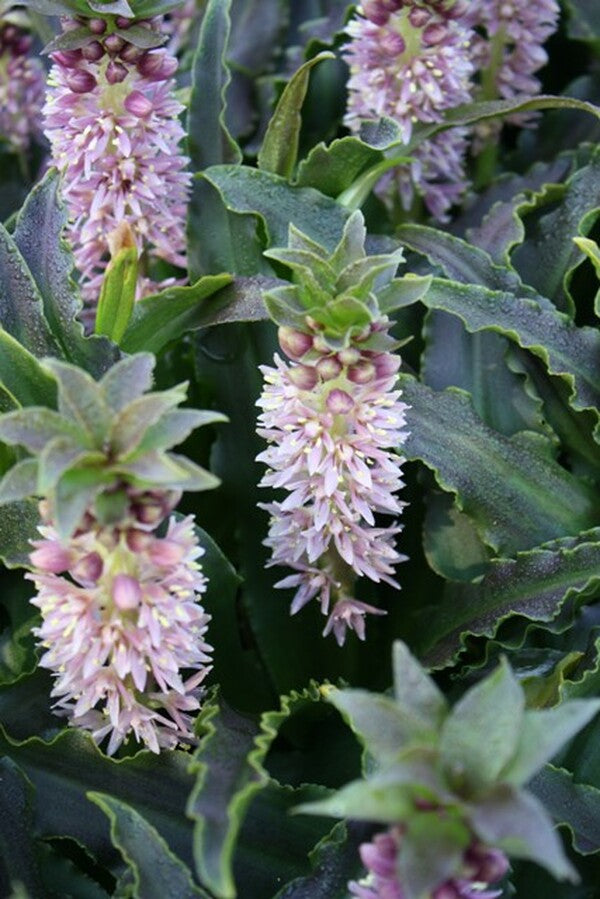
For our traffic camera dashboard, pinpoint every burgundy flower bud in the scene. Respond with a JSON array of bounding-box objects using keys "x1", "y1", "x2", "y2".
[
  {"x1": 52, "y1": 49, "x2": 83, "y2": 68},
  {"x1": 408, "y1": 7, "x2": 430, "y2": 28},
  {"x1": 120, "y1": 42, "x2": 144, "y2": 63},
  {"x1": 81, "y1": 40, "x2": 105, "y2": 62},
  {"x1": 380, "y1": 30, "x2": 406, "y2": 56},
  {"x1": 112, "y1": 573, "x2": 142, "y2": 610},
  {"x1": 126, "y1": 528, "x2": 153, "y2": 552},
  {"x1": 136, "y1": 50, "x2": 164, "y2": 77},
  {"x1": 115, "y1": 15, "x2": 132, "y2": 28},
  {"x1": 134, "y1": 502, "x2": 164, "y2": 526},
  {"x1": 14, "y1": 35, "x2": 32, "y2": 55},
  {"x1": 88, "y1": 18, "x2": 107, "y2": 34},
  {"x1": 362, "y1": 0, "x2": 390, "y2": 26},
  {"x1": 348, "y1": 361, "x2": 376, "y2": 384},
  {"x1": 326, "y1": 388, "x2": 354, "y2": 414},
  {"x1": 278, "y1": 326, "x2": 313, "y2": 360},
  {"x1": 103, "y1": 33, "x2": 125, "y2": 54},
  {"x1": 65, "y1": 69, "x2": 97, "y2": 93},
  {"x1": 71, "y1": 551, "x2": 104, "y2": 585},
  {"x1": 124, "y1": 89, "x2": 153, "y2": 117},
  {"x1": 432, "y1": 885, "x2": 460, "y2": 899},
  {"x1": 106, "y1": 59, "x2": 128, "y2": 84},
  {"x1": 288, "y1": 364, "x2": 318, "y2": 390},
  {"x1": 373, "y1": 353, "x2": 401, "y2": 379},
  {"x1": 30, "y1": 542, "x2": 71, "y2": 574},
  {"x1": 465, "y1": 845, "x2": 509, "y2": 884},
  {"x1": 316, "y1": 356, "x2": 342, "y2": 381},
  {"x1": 422, "y1": 23, "x2": 447, "y2": 46}
]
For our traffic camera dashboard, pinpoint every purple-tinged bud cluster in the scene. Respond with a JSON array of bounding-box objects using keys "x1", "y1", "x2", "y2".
[
  {"x1": 349, "y1": 827, "x2": 509, "y2": 899},
  {"x1": 343, "y1": 2, "x2": 474, "y2": 219},
  {"x1": 43, "y1": 15, "x2": 191, "y2": 307},
  {"x1": 257, "y1": 319, "x2": 408, "y2": 646},
  {"x1": 29, "y1": 502, "x2": 212, "y2": 756},
  {"x1": 0, "y1": 20, "x2": 45, "y2": 153}
]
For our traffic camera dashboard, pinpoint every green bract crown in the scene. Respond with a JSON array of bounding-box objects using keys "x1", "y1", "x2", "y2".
[
  {"x1": 22, "y1": 0, "x2": 182, "y2": 39},
  {"x1": 263, "y1": 211, "x2": 431, "y2": 350},
  {"x1": 297, "y1": 641, "x2": 600, "y2": 898},
  {"x1": 0, "y1": 353, "x2": 225, "y2": 538}
]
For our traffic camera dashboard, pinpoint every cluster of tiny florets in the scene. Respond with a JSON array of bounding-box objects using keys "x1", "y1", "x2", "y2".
[
  {"x1": 43, "y1": 14, "x2": 191, "y2": 308},
  {"x1": 0, "y1": 20, "x2": 45, "y2": 154},
  {"x1": 349, "y1": 827, "x2": 509, "y2": 899},
  {"x1": 28, "y1": 490, "x2": 212, "y2": 756},
  {"x1": 257, "y1": 321, "x2": 408, "y2": 645}
]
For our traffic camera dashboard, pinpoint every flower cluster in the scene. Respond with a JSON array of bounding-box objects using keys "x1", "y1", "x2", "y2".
[
  {"x1": 257, "y1": 214, "x2": 411, "y2": 645},
  {"x1": 0, "y1": 354, "x2": 224, "y2": 754},
  {"x1": 343, "y1": 1, "x2": 474, "y2": 219},
  {"x1": 0, "y1": 17, "x2": 45, "y2": 154},
  {"x1": 29, "y1": 509, "x2": 211, "y2": 755},
  {"x1": 349, "y1": 827, "x2": 509, "y2": 899},
  {"x1": 43, "y1": 15, "x2": 191, "y2": 307}
]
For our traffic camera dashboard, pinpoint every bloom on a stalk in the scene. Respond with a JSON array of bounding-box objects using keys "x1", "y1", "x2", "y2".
[
  {"x1": 343, "y1": 0, "x2": 474, "y2": 219},
  {"x1": 43, "y1": 14, "x2": 191, "y2": 306},
  {"x1": 0, "y1": 13, "x2": 45, "y2": 154},
  {"x1": 257, "y1": 213, "x2": 418, "y2": 645},
  {"x1": 0, "y1": 354, "x2": 225, "y2": 754}
]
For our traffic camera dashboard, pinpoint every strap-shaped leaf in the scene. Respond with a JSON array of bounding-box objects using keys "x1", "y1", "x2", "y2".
[
  {"x1": 529, "y1": 764, "x2": 600, "y2": 855},
  {"x1": 0, "y1": 329, "x2": 56, "y2": 409},
  {"x1": 400, "y1": 378, "x2": 597, "y2": 554},
  {"x1": 420, "y1": 279, "x2": 600, "y2": 423},
  {"x1": 258, "y1": 52, "x2": 334, "y2": 179},
  {"x1": 88, "y1": 793, "x2": 209, "y2": 899},
  {"x1": 295, "y1": 136, "x2": 383, "y2": 197}
]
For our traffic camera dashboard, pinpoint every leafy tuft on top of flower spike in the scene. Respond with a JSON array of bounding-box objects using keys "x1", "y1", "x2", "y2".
[
  {"x1": 0, "y1": 352, "x2": 226, "y2": 538},
  {"x1": 298, "y1": 642, "x2": 600, "y2": 896}
]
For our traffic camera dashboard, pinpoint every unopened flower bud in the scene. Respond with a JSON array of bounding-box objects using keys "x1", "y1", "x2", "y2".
[
  {"x1": 88, "y1": 18, "x2": 107, "y2": 34},
  {"x1": 423, "y1": 23, "x2": 447, "y2": 46},
  {"x1": 380, "y1": 30, "x2": 406, "y2": 55},
  {"x1": 52, "y1": 49, "x2": 83, "y2": 68},
  {"x1": 348, "y1": 361, "x2": 376, "y2": 384},
  {"x1": 120, "y1": 42, "x2": 144, "y2": 63},
  {"x1": 362, "y1": 1, "x2": 391, "y2": 26},
  {"x1": 409, "y1": 7, "x2": 430, "y2": 28},
  {"x1": 373, "y1": 353, "x2": 401, "y2": 378},
  {"x1": 316, "y1": 356, "x2": 342, "y2": 381},
  {"x1": 115, "y1": 15, "x2": 132, "y2": 28},
  {"x1": 134, "y1": 502, "x2": 164, "y2": 526},
  {"x1": 81, "y1": 40, "x2": 104, "y2": 62},
  {"x1": 465, "y1": 845, "x2": 509, "y2": 884},
  {"x1": 112, "y1": 573, "x2": 142, "y2": 610},
  {"x1": 106, "y1": 59, "x2": 128, "y2": 84},
  {"x1": 71, "y1": 552, "x2": 103, "y2": 585},
  {"x1": 150, "y1": 538, "x2": 186, "y2": 566},
  {"x1": 326, "y1": 388, "x2": 354, "y2": 414},
  {"x1": 104, "y1": 33, "x2": 125, "y2": 54},
  {"x1": 124, "y1": 89, "x2": 153, "y2": 117},
  {"x1": 278, "y1": 326, "x2": 312, "y2": 360},
  {"x1": 288, "y1": 364, "x2": 318, "y2": 390},
  {"x1": 65, "y1": 69, "x2": 97, "y2": 93},
  {"x1": 338, "y1": 347, "x2": 361, "y2": 366},
  {"x1": 312, "y1": 335, "x2": 331, "y2": 355},
  {"x1": 137, "y1": 51, "x2": 177, "y2": 80},
  {"x1": 126, "y1": 528, "x2": 153, "y2": 552}
]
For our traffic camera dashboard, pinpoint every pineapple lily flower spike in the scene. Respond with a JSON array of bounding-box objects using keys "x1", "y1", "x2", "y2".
[{"x1": 0, "y1": 353, "x2": 226, "y2": 755}]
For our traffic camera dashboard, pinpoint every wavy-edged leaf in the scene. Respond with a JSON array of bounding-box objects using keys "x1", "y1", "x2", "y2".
[
  {"x1": 202, "y1": 166, "x2": 350, "y2": 253},
  {"x1": 0, "y1": 727, "x2": 196, "y2": 870},
  {"x1": 88, "y1": 793, "x2": 209, "y2": 899},
  {"x1": 120, "y1": 274, "x2": 235, "y2": 354},
  {"x1": 423, "y1": 491, "x2": 491, "y2": 582},
  {"x1": 187, "y1": 701, "x2": 268, "y2": 898},
  {"x1": 422, "y1": 529, "x2": 600, "y2": 668},
  {"x1": 530, "y1": 763, "x2": 600, "y2": 855},
  {"x1": 420, "y1": 278, "x2": 600, "y2": 426},
  {"x1": 0, "y1": 458, "x2": 38, "y2": 504},
  {"x1": 400, "y1": 378, "x2": 597, "y2": 554},
  {"x1": 0, "y1": 329, "x2": 56, "y2": 409},
  {"x1": 11, "y1": 170, "x2": 117, "y2": 377},
  {"x1": 295, "y1": 136, "x2": 382, "y2": 197},
  {"x1": 258, "y1": 52, "x2": 334, "y2": 179}
]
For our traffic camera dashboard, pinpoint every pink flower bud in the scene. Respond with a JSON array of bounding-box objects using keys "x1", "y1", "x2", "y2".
[
  {"x1": 362, "y1": 1, "x2": 390, "y2": 26},
  {"x1": 112, "y1": 573, "x2": 142, "y2": 610},
  {"x1": 137, "y1": 51, "x2": 177, "y2": 81},
  {"x1": 380, "y1": 30, "x2": 406, "y2": 55},
  {"x1": 30, "y1": 542, "x2": 71, "y2": 574},
  {"x1": 423, "y1": 23, "x2": 446, "y2": 46},
  {"x1": 106, "y1": 60, "x2": 128, "y2": 84},
  {"x1": 316, "y1": 356, "x2": 342, "y2": 381},
  {"x1": 88, "y1": 18, "x2": 107, "y2": 34},
  {"x1": 348, "y1": 361, "x2": 376, "y2": 384},
  {"x1": 432, "y1": 885, "x2": 460, "y2": 899},
  {"x1": 120, "y1": 43, "x2": 144, "y2": 63},
  {"x1": 126, "y1": 528, "x2": 153, "y2": 552},
  {"x1": 104, "y1": 33, "x2": 125, "y2": 55},
  {"x1": 288, "y1": 364, "x2": 318, "y2": 390},
  {"x1": 373, "y1": 353, "x2": 401, "y2": 379},
  {"x1": 52, "y1": 49, "x2": 83, "y2": 68},
  {"x1": 81, "y1": 40, "x2": 104, "y2": 62},
  {"x1": 312, "y1": 335, "x2": 331, "y2": 355},
  {"x1": 124, "y1": 90, "x2": 153, "y2": 117},
  {"x1": 115, "y1": 15, "x2": 132, "y2": 28},
  {"x1": 134, "y1": 502, "x2": 164, "y2": 526},
  {"x1": 65, "y1": 69, "x2": 97, "y2": 93},
  {"x1": 326, "y1": 388, "x2": 354, "y2": 414},
  {"x1": 277, "y1": 326, "x2": 312, "y2": 360},
  {"x1": 71, "y1": 552, "x2": 104, "y2": 585},
  {"x1": 409, "y1": 7, "x2": 430, "y2": 28}
]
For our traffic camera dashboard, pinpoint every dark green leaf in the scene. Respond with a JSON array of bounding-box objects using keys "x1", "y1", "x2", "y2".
[
  {"x1": 0, "y1": 758, "x2": 45, "y2": 899},
  {"x1": 88, "y1": 793, "x2": 209, "y2": 899},
  {"x1": 258, "y1": 52, "x2": 334, "y2": 179},
  {"x1": 400, "y1": 378, "x2": 597, "y2": 555},
  {"x1": 120, "y1": 274, "x2": 234, "y2": 354},
  {"x1": 295, "y1": 136, "x2": 382, "y2": 197},
  {"x1": 41, "y1": 25, "x2": 96, "y2": 52},
  {"x1": 564, "y1": 1, "x2": 600, "y2": 45},
  {"x1": 0, "y1": 499, "x2": 39, "y2": 568},
  {"x1": 529, "y1": 764, "x2": 600, "y2": 855},
  {"x1": 377, "y1": 275, "x2": 432, "y2": 313},
  {"x1": 423, "y1": 491, "x2": 490, "y2": 582},
  {"x1": 0, "y1": 329, "x2": 56, "y2": 409}
]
